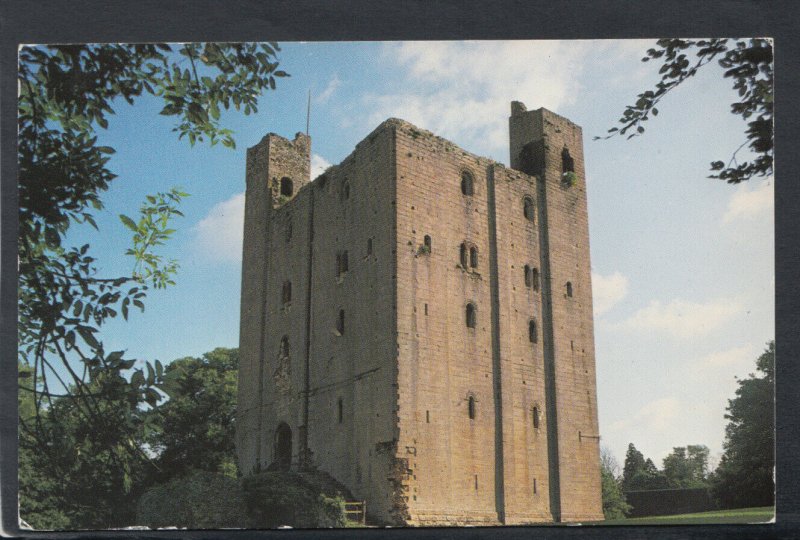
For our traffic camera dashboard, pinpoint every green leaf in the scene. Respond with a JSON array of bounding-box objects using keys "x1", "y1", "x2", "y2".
[
  {"x1": 119, "y1": 214, "x2": 138, "y2": 231},
  {"x1": 97, "y1": 146, "x2": 116, "y2": 154}
]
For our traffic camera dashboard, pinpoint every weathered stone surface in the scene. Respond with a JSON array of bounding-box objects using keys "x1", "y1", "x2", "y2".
[{"x1": 237, "y1": 104, "x2": 603, "y2": 526}]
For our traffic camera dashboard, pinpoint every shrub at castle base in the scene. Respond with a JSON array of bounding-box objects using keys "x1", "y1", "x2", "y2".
[{"x1": 136, "y1": 470, "x2": 346, "y2": 529}]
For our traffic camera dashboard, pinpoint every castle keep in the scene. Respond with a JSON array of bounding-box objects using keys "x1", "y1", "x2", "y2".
[{"x1": 236, "y1": 102, "x2": 603, "y2": 525}]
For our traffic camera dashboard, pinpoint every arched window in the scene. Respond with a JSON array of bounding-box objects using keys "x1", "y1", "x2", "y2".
[
  {"x1": 524, "y1": 196, "x2": 535, "y2": 222},
  {"x1": 424, "y1": 235, "x2": 432, "y2": 252},
  {"x1": 466, "y1": 303, "x2": 477, "y2": 329},
  {"x1": 529, "y1": 319, "x2": 538, "y2": 343},
  {"x1": 460, "y1": 243, "x2": 468, "y2": 268},
  {"x1": 461, "y1": 171, "x2": 474, "y2": 196},
  {"x1": 469, "y1": 246, "x2": 478, "y2": 268},
  {"x1": 532, "y1": 406, "x2": 541, "y2": 429},
  {"x1": 532, "y1": 268, "x2": 540, "y2": 292},
  {"x1": 279, "y1": 335, "x2": 290, "y2": 357},
  {"x1": 562, "y1": 147, "x2": 575, "y2": 173},
  {"x1": 524, "y1": 265, "x2": 532, "y2": 287},
  {"x1": 282, "y1": 281, "x2": 292, "y2": 304},
  {"x1": 468, "y1": 396, "x2": 476, "y2": 419},
  {"x1": 337, "y1": 309, "x2": 345, "y2": 335},
  {"x1": 280, "y1": 177, "x2": 293, "y2": 197},
  {"x1": 566, "y1": 281, "x2": 573, "y2": 298}
]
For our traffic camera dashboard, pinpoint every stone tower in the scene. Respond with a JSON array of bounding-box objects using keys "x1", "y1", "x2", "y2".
[{"x1": 237, "y1": 102, "x2": 603, "y2": 525}]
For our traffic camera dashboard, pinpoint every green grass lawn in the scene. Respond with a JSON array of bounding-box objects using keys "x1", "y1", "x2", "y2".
[{"x1": 596, "y1": 507, "x2": 774, "y2": 526}]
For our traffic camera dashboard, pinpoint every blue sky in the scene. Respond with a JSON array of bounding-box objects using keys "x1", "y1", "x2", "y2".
[{"x1": 64, "y1": 40, "x2": 774, "y2": 470}]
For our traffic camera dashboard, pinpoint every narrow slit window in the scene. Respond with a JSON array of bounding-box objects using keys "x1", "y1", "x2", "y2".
[
  {"x1": 280, "y1": 177, "x2": 293, "y2": 197},
  {"x1": 524, "y1": 265, "x2": 532, "y2": 287},
  {"x1": 286, "y1": 221, "x2": 292, "y2": 242},
  {"x1": 280, "y1": 335, "x2": 290, "y2": 357},
  {"x1": 468, "y1": 396, "x2": 476, "y2": 419},
  {"x1": 461, "y1": 171, "x2": 474, "y2": 196},
  {"x1": 282, "y1": 281, "x2": 292, "y2": 304},
  {"x1": 529, "y1": 319, "x2": 538, "y2": 343},
  {"x1": 460, "y1": 243, "x2": 468, "y2": 268},
  {"x1": 337, "y1": 309, "x2": 345, "y2": 335},
  {"x1": 367, "y1": 237, "x2": 373, "y2": 255},
  {"x1": 426, "y1": 410, "x2": 430, "y2": 423},
  {"x1": 469, "y1": 246, "x2": 478, "y2": 268},
  {"x1": 338, "y1": 398, "x2": 343, "y2": 423},
  {"x1": 524, "y1": 196, "x2": 535, "y2": 222},
  {"x1": 342, "y1": 180, "x2": 350, "y2": 201},
  {"x1": 424, "y1": 235, "x2": 432, "y2": 252},
  {"x1": 424, "y1": 303, "x2": 428, "y2": 315},
  {"x1": 533, "y1": 406, "x2": 540, "y2": 429},
  {"x1": 566, "y1": 281, "x2": 573, "y2": 297},
  {"x1": 533, "y1": 268, "x2": 540, "y2": 292},
  {"x1": 466, "y1": 303, "x2": 476, "y2": 329},
  {"x1": 341, "y1": 251, "x2": 349, "y2": 273}
]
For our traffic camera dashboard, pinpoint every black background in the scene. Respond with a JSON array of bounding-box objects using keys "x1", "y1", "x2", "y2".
[{"x1": 1, "y1": 1, "x2": 797, "y2": 538}]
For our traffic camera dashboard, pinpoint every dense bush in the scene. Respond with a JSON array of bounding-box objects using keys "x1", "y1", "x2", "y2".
[
  {"x1": 136, "y1": 471, "x2": 247, "y2": 529},
  {"x1": 136, "y1": 470, "x2": 347, "y2": 529},
  {"x1": 241, "y1": 472, "x2": 347, "y2": 528}
]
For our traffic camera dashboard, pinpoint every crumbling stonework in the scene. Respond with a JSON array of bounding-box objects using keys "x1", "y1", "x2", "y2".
[{"x1": 237, "y1": 102, "x2": 603, "y2": 525}]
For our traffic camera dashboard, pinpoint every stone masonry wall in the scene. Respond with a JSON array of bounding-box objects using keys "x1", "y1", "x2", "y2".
[
  {"x1": 237, "y1": 132, "x2": 310, "y2": 474},
  {"x1": 304, "y1": 123, "x2": 399, "y2": 524},
  {"x1": 394, "y1": 122, "x2": 501, "y2": 525},
  {"x1": 238, "y1": 103, "x2": 602, "y2": 526},
  {"x1": 510, "y1": 104, "x2": 603, "y2": 522}
]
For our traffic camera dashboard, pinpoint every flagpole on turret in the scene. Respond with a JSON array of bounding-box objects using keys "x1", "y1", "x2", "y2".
[{"x1": 306, "y1": 90, "x2": 311, "y2": 136}]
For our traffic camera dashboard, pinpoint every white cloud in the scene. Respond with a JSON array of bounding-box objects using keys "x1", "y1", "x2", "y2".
[
  {"x1": 723, "y1": 178, "x2": 773, "y2": 223},
  {"x1": 193, "y1": 192, "x2": 245, "y2": 263},
  {"x1": 609, "y1": 397, "x2": 681, "y2": 434},
  {"x1": 617, "y1": 298, "x2": 742, "y2": 338},
  {"x1": 361, "y1": 40, "x2": 595, "y2": 159},
  {"x1": 311, "y1": 153, "x2": 331, "y2": 179},
  {"x1": 316, "y1": 74, "x2": 341, "y2": 104},
  {"x1": 688, "y1": 344, "x2": 756, "y2": 379},
  {"x1": 592, "y1": 271, "x2": 629, "y2": 317}
]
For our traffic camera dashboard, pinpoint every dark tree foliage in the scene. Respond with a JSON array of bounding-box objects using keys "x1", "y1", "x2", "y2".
[
  {"x1": 599, "y1": 38, "x2": 773, "y2": 184},
  {"x1": 662, "y1": 445, "x2": 710, "y2": 488},
  {"x1": 19, "y1": 370, "x2": 154, "y2": 529},
  {"x1": 622, "y1": 443, "x2": 669, "y2": 491},
  {"x1": 600, "y1": 446, "x2": 631, "y2": 519},
  {"x1": 17, "y1": 43, "x2": 287, "y2": 529},
  {"x1": 144, "y1": 348, "x2": 240, "y2": 484},
  {"x1": 711, "y1": 341, "x2": 775, "y2": 509}
]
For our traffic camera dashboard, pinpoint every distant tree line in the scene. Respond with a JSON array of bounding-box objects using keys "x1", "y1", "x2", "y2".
[{"x1": 600, "y1": 341, "x2": 774, "y2": 519}]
